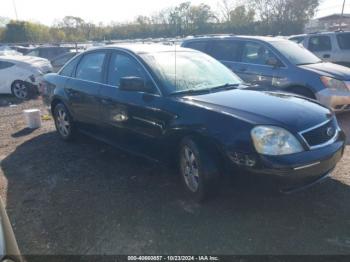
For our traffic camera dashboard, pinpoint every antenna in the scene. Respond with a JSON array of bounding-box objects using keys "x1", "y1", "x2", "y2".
[
  {"x1": 340, "y1": 0, "x2": 346, "y2": 31},
  {"x1": 12, "y1": 0, "x2": 18, "y2": 20},
  {"x1": 174, "y1": 40, "x2": 177, "y2": 91}
]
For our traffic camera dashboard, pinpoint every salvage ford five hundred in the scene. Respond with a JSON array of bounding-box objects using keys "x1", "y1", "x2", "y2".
[{"x1": 41, "y1": 44, "x2": 346, "y2": 201}]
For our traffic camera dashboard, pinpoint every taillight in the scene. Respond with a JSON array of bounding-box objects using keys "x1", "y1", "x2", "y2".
[{"x1": 38, "y1": 81, "x2": 47, "y2": 95}]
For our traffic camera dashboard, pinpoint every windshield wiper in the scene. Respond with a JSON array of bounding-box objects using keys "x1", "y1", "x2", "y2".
[
  {"x1": 208, "y1": 83, "x2": 241, "y2": 92},
  {"x1": 169, "y1": 83, "x2": 240, "y2": 96},
  {"x1": 169, "y1": 88, "x2": 212, "y2": 96},
  {"x1": 297, "y1": 61, "x2": 323, "y2": 65}
]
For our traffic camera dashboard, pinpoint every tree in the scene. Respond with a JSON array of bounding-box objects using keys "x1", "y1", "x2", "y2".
[
  {"x1": 251, "y1": 0, "x2": 319, "y2": 35},
  {"x1": 2, "y1": 20, "x2": 50, "y2": 43}
]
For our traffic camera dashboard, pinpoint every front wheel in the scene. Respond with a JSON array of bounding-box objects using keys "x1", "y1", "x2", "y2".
[{"x1": 179, "y1": 137, "x2": 221, "y2": 202}]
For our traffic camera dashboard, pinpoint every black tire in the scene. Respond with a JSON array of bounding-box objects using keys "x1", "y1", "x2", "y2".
[
  {"x1": 179, "y1": 137, "x2": 221, "y2": 202},
  {"x1": 53, "y1": 103, "x2": 76, "y2": 141},
  {"x1": 11, "y1": 81, "x2": 30, "y2": 100},
  {"x1": 289, "y1": 86, "x2": 315, "y2": 99}
]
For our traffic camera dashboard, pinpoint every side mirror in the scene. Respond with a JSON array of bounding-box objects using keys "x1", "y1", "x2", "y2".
[
  {"x1": 119, "y1": 76, "x2": 149, "y2": 92},
  {"x1": 266, "y1": 57, "x2": 280, "y2": 68}
]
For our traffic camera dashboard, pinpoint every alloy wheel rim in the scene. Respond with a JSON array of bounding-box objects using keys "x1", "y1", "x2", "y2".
[
  {"x1": 181, "y1": 146, "x2": 200, "y2": 192},
  {"x1": 56, "y1": 109, "x2": 70, "y2": 137},
  {"x1": 13, "y1": 82, "x2": 28, "y2": 99}
]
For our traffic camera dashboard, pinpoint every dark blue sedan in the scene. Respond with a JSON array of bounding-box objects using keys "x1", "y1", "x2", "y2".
[{"x1": 41, "y1": 44, "x2": 345, "y2": 201}]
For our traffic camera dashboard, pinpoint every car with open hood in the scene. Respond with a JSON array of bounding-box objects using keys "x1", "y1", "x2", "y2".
[
  {"x1": 40, "y1": 44, "x2": 346, "y2": 201},
  {"x1": 182, "y1": 35, "x2": 350, "y2": 112}
]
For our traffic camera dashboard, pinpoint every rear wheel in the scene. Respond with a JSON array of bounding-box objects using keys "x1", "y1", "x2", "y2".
[
  {"x1": 53, "y1": 103, "x2": 76, "y2": 141},
  {"x1": 179, "y1": 137, "x2": 221, "y2": 202},
  {"x1": 11, "y1": 81, "x2": 30, "y2": 99}
]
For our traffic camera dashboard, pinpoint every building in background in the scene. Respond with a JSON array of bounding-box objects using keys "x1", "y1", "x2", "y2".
[{"x1": 305, "y1": 14, "x2": 350, "y2": 33}]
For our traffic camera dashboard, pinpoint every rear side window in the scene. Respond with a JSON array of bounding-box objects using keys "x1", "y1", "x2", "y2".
[
  {"x1": 337, "y1": 33, "x2": 350, "y2": 49},
  {"x1": 107, "y1": 53, "x2": 147, "y2": 87},
  {"x1": 289, "y1": 36, "x2": 305, "y2": 44},
  {"x1": 76, "y1": 52, "x2": 106, "y2": 83},
  {"x1": 0, "y1": 61, "x2": 15, "y2": 69},
  {"x1": 184, "y1": 41, "x2": 208, "y2": 52},
  {"x1": 59, "y1": 56, "x2": 80, "y2": 77},
  {"x1": 210, "y1": 41, "x2": 241, "y2": 61},
  {"x1": 308, "y1": 36, "x2": 332, "y2": 51}
]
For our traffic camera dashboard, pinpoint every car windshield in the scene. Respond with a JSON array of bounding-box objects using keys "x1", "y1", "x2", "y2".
[
  {"x1": 270, "y1": 40, "x2": 322, "y2": 65},
  {"x1": 140, "y1": 51, "x2": 242, "y2": 95}
]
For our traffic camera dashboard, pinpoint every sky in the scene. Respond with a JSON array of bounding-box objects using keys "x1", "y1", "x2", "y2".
[{"x1": 0, "y1": 0, "x2": 349, "y2": 25}]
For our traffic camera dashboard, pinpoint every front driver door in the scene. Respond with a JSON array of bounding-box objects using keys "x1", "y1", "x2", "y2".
[
  {"x1": 99, "y1": 51, "x2": 170, "y2": 149},
  {"x1": 236, "y1": 41, "x2": 281, "y2": 88}
]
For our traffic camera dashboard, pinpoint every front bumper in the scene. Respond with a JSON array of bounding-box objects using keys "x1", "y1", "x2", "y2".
[
  {"x1": 316, "y1": 88, "x2": 350, "y2": 112},
  {"x1": 236, "y1": 135, "x2": 345, "y2": 193}
]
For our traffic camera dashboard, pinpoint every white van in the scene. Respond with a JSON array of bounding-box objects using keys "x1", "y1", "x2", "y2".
[{"x1": 289, "y1": 31, "x2": 350, "y2": 67}]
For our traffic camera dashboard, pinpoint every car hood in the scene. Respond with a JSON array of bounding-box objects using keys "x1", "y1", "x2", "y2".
[
  {"x1": 179, "y1": 89, "x2": 332, "y2": 133},
  {"x1": 299, "y1": 62, "x2": 350, "y2": 80}
]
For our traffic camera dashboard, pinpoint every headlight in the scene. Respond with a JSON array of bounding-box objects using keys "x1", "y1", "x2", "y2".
[
  {"x1": 251, "y1": 126, "x2": 303, "y2": 155},
  {"x1": 320, "y1": 76, "x2": 348, "y2": 91}
]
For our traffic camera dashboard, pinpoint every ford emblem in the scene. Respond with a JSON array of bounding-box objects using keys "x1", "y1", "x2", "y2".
[{"x1": 326, "y1": 127, "x2": 335, "y2": 137}]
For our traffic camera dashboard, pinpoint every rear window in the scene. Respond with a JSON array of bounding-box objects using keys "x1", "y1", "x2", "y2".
[
  {"x1": 210, "y1": 40, "x2": 241, "y2": 62},
  {"x1": 308, "y1": 35, "x2": 332, "y2": 52},
  {"x1": 337, "y1": 33, "x2": 350, "y2": 50},
  {"x1": 184, "y1": 41, "x2": 208, "y2": 52},
  {"x1": 0, "y1": 61, "x2": 15, "y2": 69},
  {"x1": 289, "y1": 36, "x2": 305, "y2": 44}
]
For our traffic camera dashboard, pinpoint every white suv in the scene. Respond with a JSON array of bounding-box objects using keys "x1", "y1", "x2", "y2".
[{"x1": 289, "y1": 31, "x2": 350, "y2": 67}]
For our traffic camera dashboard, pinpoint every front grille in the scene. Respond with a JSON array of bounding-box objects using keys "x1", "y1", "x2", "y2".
[{"x1": 301, "y1": 119, "x2": 337, "y2": 147}]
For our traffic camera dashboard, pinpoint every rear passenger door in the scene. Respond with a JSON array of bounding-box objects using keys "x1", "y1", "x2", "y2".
[
  {"x1": 307, "y1": 35, "x2": 332, "y2": 61},
  {"x1": 208, "y1": 40, "x2": 243, "y2": 75},
  {"x1": 64, "y1": 51, "x2": 107, "y2": 126},
  {"x1": 237, "y1": 41, "x2": 282, "y2": 86}
]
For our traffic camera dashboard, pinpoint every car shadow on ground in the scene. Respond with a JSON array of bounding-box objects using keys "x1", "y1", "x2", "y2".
[{"x1": 1, "y1": 132, "x2": 350, "y2": 255}]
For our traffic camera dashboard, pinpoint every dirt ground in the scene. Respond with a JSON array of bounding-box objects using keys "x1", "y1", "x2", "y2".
[{"x1": 0, "y1": 95, "x2": 350, "y2": 255}]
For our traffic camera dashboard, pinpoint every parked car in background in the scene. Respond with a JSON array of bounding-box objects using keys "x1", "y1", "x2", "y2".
[
  {"x1": 182, "y1": 35, "x2": 350, "y2": 112},
  {"x1": 25, "y1": 46, "x2": 71, "y2": 60},
  {"x1": 0, "y1": 56, "x2": 52, "y2": 99},
  {"x1": 41, "y1": 44, "x2": 345, "y2": 201},
  {"x1": 0, "y1": 46, "x2": 22, "y2": 56},
  {"x1": 289, "y1": 31, "x2": 350, "y2": 67},
  {"x1": 50, "y1": 52, "x2": 79, "y2": 72}
]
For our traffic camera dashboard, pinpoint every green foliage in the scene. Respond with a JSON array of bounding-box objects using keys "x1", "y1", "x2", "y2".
[{"x1": 0, "y1": 0, "x2": 320, "y2": 43}]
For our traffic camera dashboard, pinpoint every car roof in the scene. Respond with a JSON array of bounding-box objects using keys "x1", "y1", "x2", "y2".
[
  {"x1": 89, "y1": 43, "x2": 194, "y2": 54},
  {"x1": 290, "y1": 31, "x2": 350, "y2": 38},
  {"x1": 182, "y1": 35, "x2": 286, "y2": 43},
  {"x1": 0, "y1": 55, "x2": 48, "y2": 64}
]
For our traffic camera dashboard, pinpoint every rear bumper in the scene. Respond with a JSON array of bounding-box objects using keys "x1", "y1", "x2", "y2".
[
  {"x1": 242, "y1": 136, "x2": 345, "y2": 192},
  {"x1": 316, "y1": 88, "x2": 350, "y2": 112}
]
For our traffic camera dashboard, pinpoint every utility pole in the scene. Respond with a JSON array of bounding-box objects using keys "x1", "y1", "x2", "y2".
[
  {"x1": 340, "y1": 0, "x2": 346, "y2": 30},
  {"x1": 12, "y1": 0, "x2": 18, "y2": 20}
]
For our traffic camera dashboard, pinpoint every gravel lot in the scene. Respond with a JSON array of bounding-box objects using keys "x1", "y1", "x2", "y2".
[{"x1": 0, "y1": 95, "x2": 350, "y2": 255}]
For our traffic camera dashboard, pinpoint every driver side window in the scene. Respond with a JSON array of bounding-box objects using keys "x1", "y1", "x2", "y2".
[
  {"x1": 108, "y1": 53, "x2": 143, "y2": 85},
  {"x1": 241, "y1": 42, "x2": 277, "y2": 66}
]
